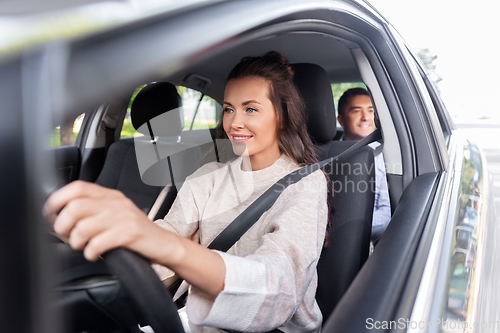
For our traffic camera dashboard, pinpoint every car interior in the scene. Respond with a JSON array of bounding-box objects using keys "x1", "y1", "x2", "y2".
[{"x1": 47, "y1": 21, "x2": 442, "y2": 332}]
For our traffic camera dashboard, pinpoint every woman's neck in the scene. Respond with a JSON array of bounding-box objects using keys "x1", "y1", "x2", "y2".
[{"x1": 242, "y1": 153, "x2": 282, "y2": 171}]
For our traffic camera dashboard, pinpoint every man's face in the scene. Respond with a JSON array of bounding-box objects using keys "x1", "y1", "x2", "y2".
[{"x1": 337, "y1": 94, "x2": 376, "y2": 141}]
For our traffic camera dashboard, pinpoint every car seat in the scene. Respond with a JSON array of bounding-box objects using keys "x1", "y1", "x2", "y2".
[
  {"x1": 95, "y1": 82, "x2": 201, "y2": 219},
  {"x1": 292, "y1": 63, "x2": 376, "y2": 322}
]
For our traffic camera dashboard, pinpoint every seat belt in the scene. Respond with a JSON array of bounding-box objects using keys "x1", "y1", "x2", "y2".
[
  {"x1": 207, "y1": 128, "x2": 382, "y2": 252},
  {"x1": 104, "y1": 126, "x2": 115, "y2": 156},
  {"x1": 171, "y1": 129, "x2": 382, "y2": 300}
]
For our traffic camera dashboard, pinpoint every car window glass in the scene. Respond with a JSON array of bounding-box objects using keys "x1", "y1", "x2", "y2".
[
  {"x1": 48, "y1": 113, "x2": 85, "y2": 147},
  {"x1": 121, "y1": 84, "x2": 146, "y2": 138},
  {"x1": 120, "y1": 85, "x2": 220, "y2": 139},
  {"x1": 120, "y1": 109, "x2": 138, "y2": 138},
  {"x1": 407, "y1": 53, "x2": 449, "y2": 148},
  {"x1": 179, "y1": 86, "x2": 220, "y2": 131},
  {"x1": 391, "y1": 31, "x2": 448, "y2": 159},
  {"x1": 414, "y1": 60, "x2": 451, "y2": 143}
]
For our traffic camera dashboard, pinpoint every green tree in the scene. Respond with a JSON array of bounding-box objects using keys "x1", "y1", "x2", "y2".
[{"x1": 418, "y1": 48, "x2": 442, "y2": 89}]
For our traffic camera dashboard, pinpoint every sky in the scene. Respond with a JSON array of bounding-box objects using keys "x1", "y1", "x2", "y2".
[{"x1": 368, "y1": 0, "x2": 500, "y2": 122}]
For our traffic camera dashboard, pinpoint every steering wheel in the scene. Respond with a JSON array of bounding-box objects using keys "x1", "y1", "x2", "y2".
[
  {"x1": 49, "y1": 236, "x2": 185, "y2": 332},
  {"x1": 101, "y1": 248, "x2": 185, "y2": 333},
  {"x1": 43, "y1": 166, "x2": 184, "y2": 332}
]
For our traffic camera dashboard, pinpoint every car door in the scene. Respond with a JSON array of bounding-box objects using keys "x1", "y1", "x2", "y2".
[{"x1": 320, "y1": 11, "x2": 451, "y2": 332}]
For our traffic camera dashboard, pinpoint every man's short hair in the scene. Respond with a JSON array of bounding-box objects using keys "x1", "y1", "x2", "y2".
[{"x1": 338, "y1": 87, "x2": 370, "y2": 117}]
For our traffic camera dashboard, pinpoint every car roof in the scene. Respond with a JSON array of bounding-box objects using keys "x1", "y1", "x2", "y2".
[
  {"x1": 51, "y1": 1, "x2": 386, "y2": 114},
  {"x1": 0, "y1": 0, "x2": 207, "y2": 15},
  {"x1": 168, "y1": 30, "x2": 362, "y2": 102}
]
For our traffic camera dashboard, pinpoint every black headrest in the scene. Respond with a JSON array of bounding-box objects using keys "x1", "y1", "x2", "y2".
[
  {"x1": 292, "y1": 63, "x2": 337, "y2": 144},
  {"x1": 131, "y1": 82, "x2": 183, "y2": 137}
]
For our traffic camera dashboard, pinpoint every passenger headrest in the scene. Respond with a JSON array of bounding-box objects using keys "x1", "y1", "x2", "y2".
[
  {"x1": 292, "y1": 63, "x2": 337, "y2": 144},
  {"x1": 131, "y1": 82, "x2": 183, "y2": 137}
]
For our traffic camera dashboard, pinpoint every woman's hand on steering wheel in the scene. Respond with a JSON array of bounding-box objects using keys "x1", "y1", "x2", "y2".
[
  {"x1": 44, "y1": 180, "x2": 226, "y2": 299},
  {"x1": 44, "y1": 180, "x2": 179, "y2": 263}
]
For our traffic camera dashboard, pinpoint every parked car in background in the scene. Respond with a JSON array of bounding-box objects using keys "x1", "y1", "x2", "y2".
[{"x1": 0, "y1": 0, "x2": 497, "y2": 332}]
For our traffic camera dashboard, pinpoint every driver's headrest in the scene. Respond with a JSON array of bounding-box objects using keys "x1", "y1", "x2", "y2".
[
  {"x1": 131, "y1": 82, "x2": 184, "y2": 137},
  {"x1": 292, "y1": 63, "x2": 337, "y2": 144}
]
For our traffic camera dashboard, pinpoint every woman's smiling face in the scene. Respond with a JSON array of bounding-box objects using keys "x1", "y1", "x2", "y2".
[{"x1": 223, "y1": 77, "x2": 281, "y2": 170}]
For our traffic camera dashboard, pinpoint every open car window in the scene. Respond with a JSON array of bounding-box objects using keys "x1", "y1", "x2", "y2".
[
  {"x1": 178, "y1": 86, "x2": 221, "y2": 131},
  {"x1": 48, "y1": 113, "x2": 85, "y2": 147},
  {"x1": 120, "y1": 86, "x2": 221, "y2": 139}
]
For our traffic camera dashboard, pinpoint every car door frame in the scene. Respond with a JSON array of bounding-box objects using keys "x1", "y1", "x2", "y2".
[{"x1": 0, "y1": 1, "x2": 487, "y2": 333}]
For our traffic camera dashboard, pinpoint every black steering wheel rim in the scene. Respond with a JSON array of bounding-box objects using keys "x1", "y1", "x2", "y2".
[
  {"x1": 43, "y1": 178, "x2": 184, "y2": 332},
  {"x1": 102, "y1": 248, "x2": 184, "y2": 333}
]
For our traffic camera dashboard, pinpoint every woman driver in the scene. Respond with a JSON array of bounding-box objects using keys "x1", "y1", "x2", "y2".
[{"x1": 45, "y1": 51, "x2": 329, "y2": 332}]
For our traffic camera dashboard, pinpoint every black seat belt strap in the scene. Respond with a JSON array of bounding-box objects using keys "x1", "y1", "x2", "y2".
[
  {"x1": 170, "y1": 129, "x2": 382, "y2": 302},
  {"x1": 104, "y1": 126, "x2": 115, "y2": 156},
  {"x1": 208, "y1": 128, "x2": 382, "y2": 252}
]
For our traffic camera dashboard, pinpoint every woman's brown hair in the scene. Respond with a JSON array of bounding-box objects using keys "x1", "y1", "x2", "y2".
[
  {"x1": 213, "y1": 51, "x2": 332, "y2": 245},
  {"x1": 215, "y1": 51, "x2": 317, "y2": 166}
]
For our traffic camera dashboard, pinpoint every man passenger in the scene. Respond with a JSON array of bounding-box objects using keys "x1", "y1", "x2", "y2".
[{"x1": 337, "y1": 87, "x2": 391, "y2": 243}]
